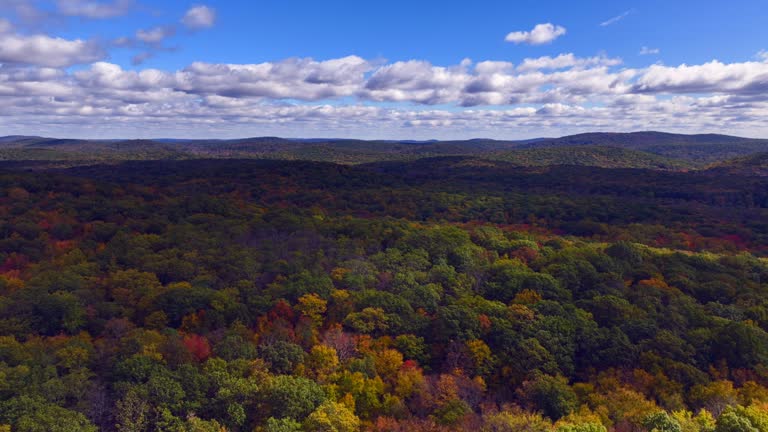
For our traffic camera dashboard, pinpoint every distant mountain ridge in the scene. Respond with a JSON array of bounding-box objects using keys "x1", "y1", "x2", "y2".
[
  {"x1": 518, "y1": 131, "x2": 757, "y2": 147},
  {"x1": 517, "y1": 131, "x2": 768, "y2": 164},
  {"x1": 1, "y1": 131, "x2": 767, "y2": 168},
  {"x1": 490, "y1": 145, "x2": 690, "y2": 169}
]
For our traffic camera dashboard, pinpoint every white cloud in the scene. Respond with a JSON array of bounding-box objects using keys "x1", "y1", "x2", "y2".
[
  {"x1": 175, "y1": 56, "x2": 373, "y2": 100},
  {"x1": 363, "y1": 60, "x2": 470, "y2": 104},
  {"x1": 362, "y1": 56, "x2": 633, "y2": 107},
  {"x1": 136, "y1": 26, "x2": 176, "y2": 44},
  {"x1": 1, "y1": 52, "x2": 768, "y2": 138},
  {"x1": 56, "y1": 0, "x2": 133, "y2": 18},
  {"x1": 639, "y1": 46, "x2": 660, "y2": 55},
  {"x1": 474, "y1": 61, "x2": 514, "y2": 75},
  {"x1": 505, "y1": 23, "x2": 566, "y2": 45},
  {"x1": 5, "y1": 89, "x2": 763, "y2": 140},
  {"x1": 633, "y1": 60, "x2": 768, "y2": 95},
  {"x1": 757, "y1": 50, "x2": 768, "y2": 62},
  {"x1": 75, "y1": 62, "x2": 174, "y2": 90},
  {"x1": 0, "y1": 33, "x2": 104, "y2": 67},
  {"x1": 600, "y1": 9, "x2": 634, "y2": 27},
  {"x1": 182, "y1": 5, "x2": 216, "y2": 29},
  {"x1": 517, "y1": 53, "x2": 622, "y2": 71}
]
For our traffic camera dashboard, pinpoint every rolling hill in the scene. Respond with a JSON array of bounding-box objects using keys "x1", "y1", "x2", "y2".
[
  {"x1": 1, "y1": 131, "x2": 767, "y2": 168},
  {"x1": 519, "y1": 131, "x2": 768, "y2": 164},
  {"x1": 706, "y1": 152, "x2": 768, "y2": 176},
  {"x1": 487, "y1": 145, "x2": 691, "y2": 169}
]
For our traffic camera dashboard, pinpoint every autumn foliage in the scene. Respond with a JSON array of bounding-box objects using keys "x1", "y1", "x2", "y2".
[{"x1": 0, "y1": 159, "x2": 768, "y2": 431}]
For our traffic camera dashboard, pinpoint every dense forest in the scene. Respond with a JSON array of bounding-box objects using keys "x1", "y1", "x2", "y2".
[
  {"x1": 2, "y1": 150, "x2": 768, "y2": 431},
  {"x1": 2, "y1": 131, "x2": 768, "y2": 168}
]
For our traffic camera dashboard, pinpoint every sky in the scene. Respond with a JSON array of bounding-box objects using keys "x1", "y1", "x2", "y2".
[{"x1": 1, "y1": 0, "x2": 767, "y2": 139}]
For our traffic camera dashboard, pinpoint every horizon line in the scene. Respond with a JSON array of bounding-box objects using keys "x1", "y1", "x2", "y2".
[{"x1": 2, "y1": 130, "x2": 767, "y2": 142}]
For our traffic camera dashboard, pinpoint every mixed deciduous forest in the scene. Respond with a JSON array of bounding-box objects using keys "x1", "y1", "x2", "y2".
[
  {"x1": 2, "y1": 133, "x2": 768, "y2": 431},
  {"x1": 2, "y1": 132, "x2": 768, "y2": 168}
]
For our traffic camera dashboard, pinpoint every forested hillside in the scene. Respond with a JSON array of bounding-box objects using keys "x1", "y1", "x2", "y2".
[
  {"x1": 517, "y1": 132, "x2": 768, "y2": 164},
  {"x1": 3, "y1": 131, "x2": 768, "y2": 168},
  {"x1": 2, "y1": 158, "x2": 768, "y2": 431},
  {"x1": 487, "y1": 146, "x2": 689, "y2": 169}
]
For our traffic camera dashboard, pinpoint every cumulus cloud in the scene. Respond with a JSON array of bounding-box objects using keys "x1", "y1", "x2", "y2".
[
  {"x1": 56, "y1": 0, "x2": 133, "y2": 18},
  {"x1": 473, "y1": 61, "x2": 514, "y2": 75},
  {"x1": 0, "y1": 33, "x2": 104, "y2": 67},
  {"x1": 639, "y1": 46, "x2": 660, "y2": 55},
  {"x1": 633, "y1": 60, "x2": 768, "y2": 95},
  {"x1": 7, "y1": 52, "x2": 767, "y2": 109},
  {"x1": 182, "y1": 5, "x2": 216, "y2": 29},
  {"x1": 4, "y1": 86, "x2": 761, "y2": 139},
  {"x1": 505, "y1": 23, "x2": 566, "y2": 45},
  {"x1": 600, "y1": 9, "x2": 634, "y2": 27},
  {"x1": 75, "y1": 62, "x2": 173, "y2": 89},
  {"x1": 517, "y1": 53, "x2": 622, "y2": 71},
  {"x1": 362, "y1": 55, "x2": 634, "y2": 107},
  {"x1": 363, "y1": 60, "x2": 470, "y2": 104},
  {"x1": 1, "y1": 51, "x2": 768, "y2": 138},
  {"x1": 175, "y1": 56, "x2": 373, "y2": 100}
]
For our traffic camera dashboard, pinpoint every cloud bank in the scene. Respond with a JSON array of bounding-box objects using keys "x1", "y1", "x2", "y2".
[{"x1": 2, "y1": 51, "x2": 768, "y2": 138}]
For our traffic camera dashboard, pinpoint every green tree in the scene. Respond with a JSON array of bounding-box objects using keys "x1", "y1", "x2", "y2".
[
  {"x1": 0, "y1": 396, "x2": 97, "y2": 432},
  {"x1": 517, "y1": 374, "x2": 578, "y2": 420},
  {"x1": 258, "y1": 341, "x2": 305, "y2": 374},
  {"x1": 263, "y1": 375, "x2": 327, "y2": 420},
  {"x1": 715, "y1": 407, "x2": 758, "y2": 432},
  {"x1": 344, "y1": 307, "x2": 389, "y2": 335},
  {"x1": 556, "y1": 424, "x2": 607, "y2": 432},
  {"x1": 264, "y1": 417, "x2": 302, "y2": 432},
  {"x1": 643, "y1": 411, "x2": 683, "y2": 432},
  {"x1": 712, "y1": 322, "x2": 768, "y2": 369},
  {"x1": 434, "y1": 398, "x2": 470, "y2": 426}
]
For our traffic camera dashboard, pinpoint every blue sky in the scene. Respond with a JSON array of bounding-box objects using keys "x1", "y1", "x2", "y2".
[
  {"x1": 1, "y1": 0, "x2": 767, "y2": 139},
  {"x1": 52, "y1": 0, "x2": 768, "y2": 69}
]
